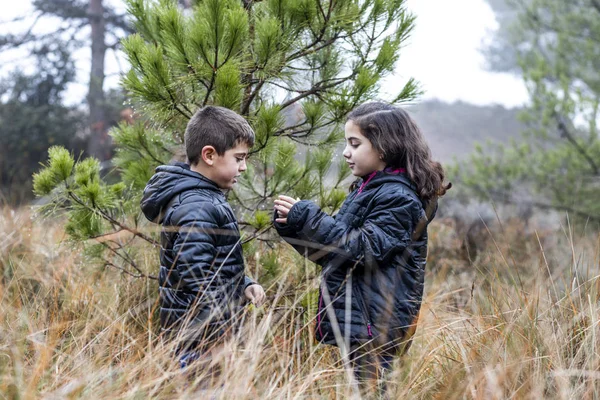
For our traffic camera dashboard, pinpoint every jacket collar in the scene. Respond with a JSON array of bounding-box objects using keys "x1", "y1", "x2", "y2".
[{"x1": 357, "y1": 167, "x2": 415, "y2": 194}]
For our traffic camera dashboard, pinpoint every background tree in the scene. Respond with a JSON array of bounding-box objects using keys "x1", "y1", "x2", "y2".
[
  {"x1": 33, "y1": 0, "x2": 420, "y2": 279},
  {"x1": 456, "y1": 0, "x2": 600, "y2": 224},
  {"x1": 1, "y1": 0, "x2": 133, "y2": 161},
  {"x1": 481, "y1": 0, "x2": 521, "y2": 73},
  {"x1": 0, "y1": 43, "x2": 85, "y2": 204}
]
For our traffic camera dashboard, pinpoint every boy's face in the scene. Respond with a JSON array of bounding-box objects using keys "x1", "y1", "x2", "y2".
[{"x1": 211, "y1": 142, "x2": 250, "y2": 189}]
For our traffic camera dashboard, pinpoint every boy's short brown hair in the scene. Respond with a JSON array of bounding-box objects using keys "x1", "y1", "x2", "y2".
[{"x1": 185, "y1": 106, "x2": 255, "y2": 166}]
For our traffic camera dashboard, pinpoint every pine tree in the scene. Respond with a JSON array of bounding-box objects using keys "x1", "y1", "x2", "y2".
[
  {"x1": 456, "y1": 0, "x2": 600, "y2": 225},
  {"x1": 33, "y1": 0, "x2": 419, "y2": 278}
]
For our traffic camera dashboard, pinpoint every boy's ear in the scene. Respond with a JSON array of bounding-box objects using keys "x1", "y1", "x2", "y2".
[{"x1": 201, "y1": 146, "x2": 217, "y2": 166}]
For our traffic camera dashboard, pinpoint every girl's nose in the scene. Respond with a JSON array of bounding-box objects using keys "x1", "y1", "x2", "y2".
[{"x1": 342, "y1": 146, "x2": 351, "y2": 158}]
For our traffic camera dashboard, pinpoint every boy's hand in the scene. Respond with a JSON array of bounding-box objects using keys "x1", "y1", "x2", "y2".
[
  {"x1": 244, "y1": 284, "x2": 266, "y2": 306},
  {"x1": 274, "y1": 195, "x2": 298, "y2": 224}
]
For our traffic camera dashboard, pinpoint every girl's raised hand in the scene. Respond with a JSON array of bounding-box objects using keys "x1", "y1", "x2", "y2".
[{"x1": 274, "y1": 195, "x2": 298, "y2": 224}]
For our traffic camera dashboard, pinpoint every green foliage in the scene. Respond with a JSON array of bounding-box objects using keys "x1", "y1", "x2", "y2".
[
  {"x1": 32, "y1": 168, "x2": 59, "y2": 197},
  {"x1": 31, "y1": 146, "x2": 153, "y2": 277},
  {"x1": 259, "y1": 248, "x2": 283, "y2": 283},
  {"x1": 49, "y1": 147, "x2": 76, "y2": 182},
  {"x1": 33, "y1": 146, "x2": 76, "y2": 196},
  {"x1": 33, "y1": 0, "x2": 420, "y2": 277},
  {"x1": 65, "y1": 209, "x2": 104, "y2": 240},
  {"x1": 324, "y1": 188, "x2": 348, "y2": 214},
  {"x1": 458, "y1": 0, "x2": 600, "y2": 224},
  {"x1": 110, "y1": 121, "x2": 177, "y2": 193},
  {"x1": 250, "y1": 210, "x2": 272, "y2": 230}
]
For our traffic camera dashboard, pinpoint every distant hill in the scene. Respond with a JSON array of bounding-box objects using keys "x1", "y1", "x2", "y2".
[
  {"x1": 406, "y1": 100, "x2": 527, "y2": 163},
  {"x1": 285, "y1": 99, "x2": 528, "y2": 182}
]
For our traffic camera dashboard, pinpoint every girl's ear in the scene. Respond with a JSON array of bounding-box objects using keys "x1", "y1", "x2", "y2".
[{"x1": 201, "y1": 146, "x2": 217, "y2": 166}]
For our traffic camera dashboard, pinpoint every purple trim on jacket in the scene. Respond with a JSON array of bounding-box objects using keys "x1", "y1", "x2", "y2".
[{"x1": 357, "y1": 167, "x2": 406, "y2": 195}]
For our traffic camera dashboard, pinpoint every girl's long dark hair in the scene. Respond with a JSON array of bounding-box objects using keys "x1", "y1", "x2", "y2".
[{"x1": 347, "y1": 102, "x2": 451, "y2": 201}]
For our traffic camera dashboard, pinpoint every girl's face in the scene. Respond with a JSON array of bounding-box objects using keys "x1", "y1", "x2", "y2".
[{"x1": 343, "y1": 120, "x2": 386, "y2": 177}]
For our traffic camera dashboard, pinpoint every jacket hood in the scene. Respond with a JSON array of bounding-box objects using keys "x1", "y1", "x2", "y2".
[
  {"x1": 359, "y1": 170, "x2": 438, "y2": 222},
  {"x1": 140, "y1": 162, "x2": 221, "y2": 223}
]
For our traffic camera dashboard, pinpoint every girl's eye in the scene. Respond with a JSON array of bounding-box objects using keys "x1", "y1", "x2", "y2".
[{"x1": 349, "y1": 142, "x2": 359, "y2": 148}]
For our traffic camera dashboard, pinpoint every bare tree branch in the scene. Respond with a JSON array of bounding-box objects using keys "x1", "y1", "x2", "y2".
[{"x1": 554, "y1": 112, "x2": 600, "y2": 175}]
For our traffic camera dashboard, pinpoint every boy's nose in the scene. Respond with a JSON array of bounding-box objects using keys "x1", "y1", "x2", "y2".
[{"x1": 239, "y1": 160, "x2": 247, "y2": 171}]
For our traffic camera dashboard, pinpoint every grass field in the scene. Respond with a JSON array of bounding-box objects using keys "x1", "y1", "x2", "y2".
[{"x1": 1, "y1": 206, "x2": 598, "y2": 399}]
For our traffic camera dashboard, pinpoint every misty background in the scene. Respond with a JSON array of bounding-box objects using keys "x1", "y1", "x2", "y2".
[{"x1": 0, "y1": 0, "x2": 527, "y2": 203}]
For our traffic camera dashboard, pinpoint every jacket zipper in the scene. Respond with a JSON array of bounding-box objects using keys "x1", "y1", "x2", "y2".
[
  {"x1": 353, "y1": 279, "x2": 373, "y2": 338},
  {"x1": 316, "y1": 290, "x2": 324, "y2": 339}
]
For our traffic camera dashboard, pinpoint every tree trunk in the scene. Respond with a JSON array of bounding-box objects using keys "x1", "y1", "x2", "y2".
[{"x1": 87, "y1": 0, "x2": 110, "y2": 161}]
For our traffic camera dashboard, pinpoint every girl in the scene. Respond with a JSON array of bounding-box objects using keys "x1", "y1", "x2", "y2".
[{"x1": 273, "y1": 102, "x2": 450, "y2": 386}]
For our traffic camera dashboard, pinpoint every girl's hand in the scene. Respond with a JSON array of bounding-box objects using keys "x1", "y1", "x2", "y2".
[{"x1": 274, "y1": 195, "x2": 298, "y2": 224}]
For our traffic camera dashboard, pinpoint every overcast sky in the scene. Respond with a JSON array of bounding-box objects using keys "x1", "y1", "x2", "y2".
[
  {"x1": 1, "y1": 0, "x2": 529, "y2": 108},
  {"x1": 395, "y1": 0, "x2": 528, "y2": 107}
]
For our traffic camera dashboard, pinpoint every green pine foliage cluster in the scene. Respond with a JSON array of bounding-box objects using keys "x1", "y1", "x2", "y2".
[
  {"x1": 455, "y1": 0, "x2": 600, "y2": 224},
  {"x1": 32, "y1": 0, "x2": 419, "y2": 278}
]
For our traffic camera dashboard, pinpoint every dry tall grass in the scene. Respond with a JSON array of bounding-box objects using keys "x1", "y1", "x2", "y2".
[{"x1": 1, "y1": 207, "x2": 598, "y2": 399}]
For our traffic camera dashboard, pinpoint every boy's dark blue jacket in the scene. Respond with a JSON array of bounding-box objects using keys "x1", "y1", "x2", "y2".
[
  {"x1": 275, "y1": 170, "x2": 435, "y2": 351},
  {"x1": 140, "y1": 162, "x2": 254, "y2": 342}
]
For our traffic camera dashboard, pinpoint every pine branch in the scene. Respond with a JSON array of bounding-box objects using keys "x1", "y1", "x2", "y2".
[
  {"x1": 267, "y1": 168, "x2": 311, "y2": 198},
  {"x1": 1, "y1": 18, "x2": 87, "y2": 50},
  {"x1": 240, "y1": 80, "x2": 266, "y2": 115},
  {"x1": 286, "y1": 34, "x2": 341, "y2": 63},
  {"x1": 279, "y1": 72, "x2": 356, "y2": 110},
  {"x1": 266, "y1": 79, "x2": 304, "y2": 93},
  {"x1": 35, "y1": 0, "x2": 88, "y2": 20},
  {"x1": 554, "y1": 112, "x2": 600, "y2": 175},
  {"x1": 66, "y1": 189, "x2": 159, "y2": 247},
  {"x1": 202, "y1": 15, "x2": 222, "y2": 107},
  {"x1": 241, "y1": 222, "x2": 274, "y2": 244},
  {"x1": 285, "y1": 4, "x2": 335, "y2": 62},
  {"x1": 2, "y1": 12, "x2": 43, "y2": 48},
  {"x1": 104, "y1": 260, "x2": 157, "y2": 279},
  {"x1": 275, "y1": 118, "x2": 339, "y2": 140},
  {"x1": 101, "y1": 241, "x2": 157, "y2": 280}
]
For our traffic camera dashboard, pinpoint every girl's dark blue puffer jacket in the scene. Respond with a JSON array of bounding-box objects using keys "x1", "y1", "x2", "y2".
[
  {"x1": 140, "y1": 163, "x2": 254, "y2": 342},
  {"x1": 275, "y1": 170, "x2": 435, "y2": 351}
]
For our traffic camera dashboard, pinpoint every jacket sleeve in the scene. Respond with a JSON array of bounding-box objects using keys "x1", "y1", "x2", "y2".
[
  {"x1": 284, "y1": 193, "x2": 419, "y2": 267},
  {"x1": 170, "y1": 200, "x2": 221, "y2": 295},
  {"x1": 243, "y1": 275, "x2": 256, "y2": 289},
  {"x1": 274, "y1": 209, "x2": 334, "y2": 262}
]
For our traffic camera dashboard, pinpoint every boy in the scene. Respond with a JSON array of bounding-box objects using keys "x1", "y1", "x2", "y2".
[{"x1": 141, "y1": 106, "x2": 265, "y2": 360}]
